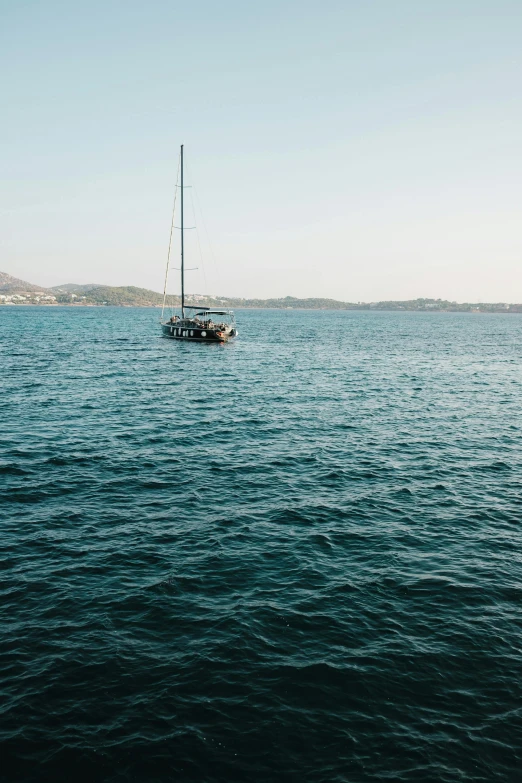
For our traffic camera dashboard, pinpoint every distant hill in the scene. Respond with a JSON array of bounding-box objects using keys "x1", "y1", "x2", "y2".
[
  {"x1": 0, "y1": 271, "x2": 51, "y2": 293},
  {"x1": 49, "y1": 283, "x2": 98, "y2": 293},
  {"x1": 50, "y1": 284, "x2": 167, "y2": 306},
  {"x1": 1, "y1": 271, "x2": 521, "y2": 312}
]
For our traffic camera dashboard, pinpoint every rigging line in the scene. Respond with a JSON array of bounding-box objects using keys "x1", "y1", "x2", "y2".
[
  {"x1": 161, "y1": 151, "x2": 181, "y2": 321},
  {"x1": 189, "y1": 185, "x2": 208, "y2": 295},
  {"x1": 185, "y1": 156, "x2": 222, "y2": 294}
]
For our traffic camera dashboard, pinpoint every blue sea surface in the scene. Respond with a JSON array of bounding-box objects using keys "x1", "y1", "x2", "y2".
[{"x1": 1, "y1": 306, "x2": 521, "y2": 782}]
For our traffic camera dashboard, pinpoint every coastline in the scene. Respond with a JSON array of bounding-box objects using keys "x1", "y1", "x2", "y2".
[{"x1": 2, "y1": 303, "x2": 522, "y2": 314}]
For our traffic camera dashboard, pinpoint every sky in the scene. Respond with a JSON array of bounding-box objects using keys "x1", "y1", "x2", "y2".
[{"x1": 2, "y1": 0, "x2": 522, "y2": 301}]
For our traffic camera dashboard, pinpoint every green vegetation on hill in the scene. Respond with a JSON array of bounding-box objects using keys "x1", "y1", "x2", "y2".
[
  {"x1": 1, "y1": 271, "x2": 521, "y2": 312},
  {"x1": 52, "y1": 285, "x2": 168, "y2": 306},
  {"x1": 187, "y1": 296, "x2": 522, "y2": 313}
]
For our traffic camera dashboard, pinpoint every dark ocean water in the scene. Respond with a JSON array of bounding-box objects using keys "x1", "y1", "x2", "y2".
[{"x1": 1, "y1": 306, "x2": 522, "y2": 782}]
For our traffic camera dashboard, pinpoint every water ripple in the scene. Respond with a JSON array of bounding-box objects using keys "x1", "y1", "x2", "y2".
[{"x1": 1, "y1": 307, "x2": 522, "y2": 781}]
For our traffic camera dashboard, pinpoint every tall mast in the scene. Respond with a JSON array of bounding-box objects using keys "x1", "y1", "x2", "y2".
[{"x1": 180, "y1": 144, "x2": 185, "y2": 318}]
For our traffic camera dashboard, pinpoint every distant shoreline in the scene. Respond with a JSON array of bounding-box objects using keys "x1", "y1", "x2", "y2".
[
  {"x1": 2, "y1": 303, "x2": 522, "y2": 314},
  {"x1": 1, "y1": 272, "x2": 521, "y2": 313}
]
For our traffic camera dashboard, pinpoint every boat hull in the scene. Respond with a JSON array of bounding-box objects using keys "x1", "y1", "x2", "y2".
[{"x1": 161, "y1": 323, "x2": 235, "y2": 342}]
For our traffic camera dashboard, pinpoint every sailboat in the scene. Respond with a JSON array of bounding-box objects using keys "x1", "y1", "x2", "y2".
[{"x1": 160, "y1": 145, "x2": 237, "y2": 342}]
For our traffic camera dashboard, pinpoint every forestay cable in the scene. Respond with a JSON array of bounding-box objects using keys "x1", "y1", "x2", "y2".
[{"x1": 161, "y1": 152, "x2": 181, "y2": 320}]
